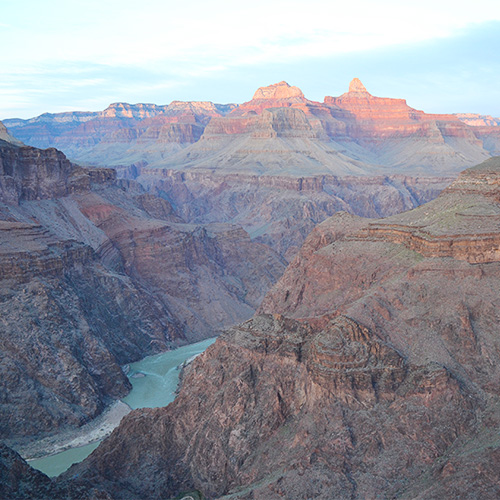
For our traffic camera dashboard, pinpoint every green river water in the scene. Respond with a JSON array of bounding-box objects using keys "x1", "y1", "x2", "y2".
[{"x1": 28, "y1": 337, "x2": 216, "y2": 477}]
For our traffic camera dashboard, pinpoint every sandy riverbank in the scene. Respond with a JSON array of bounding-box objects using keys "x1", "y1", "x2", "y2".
[{"x1": 12, "y1": 400, "x2": 131, "y2": 461}]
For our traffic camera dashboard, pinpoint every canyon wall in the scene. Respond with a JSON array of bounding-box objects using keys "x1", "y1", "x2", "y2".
[
  {"x1": 64, "y1": 157, "x2": 500, "y2": 499},
  {"x1": 134, "y1": 167, "x2": 453, "y2": 260},
  {"x1": 0, "y1": 137, "x2": 285, "y2": 441},
  {"x1": 6, "y1": 79, "x2": 498, "y2": 261}
]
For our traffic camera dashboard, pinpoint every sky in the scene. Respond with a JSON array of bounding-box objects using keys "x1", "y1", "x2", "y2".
[{"x1": 1, "y1": 0, "x2": 500, "y2": 119}]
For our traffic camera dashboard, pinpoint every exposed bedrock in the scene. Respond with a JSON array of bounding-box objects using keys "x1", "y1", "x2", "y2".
[
  {"x1": 64, "y1": 314, "x2": 477, "y2": 499},
  {"x1": 0, "y1": 138, "x2": 285, "y2": 440},
  {"x1": 63, "y1": 157, "x2": 500, "y2": 499},
  {"x1": 134, "y1": 168, "x2": 453, "y2": 260}
]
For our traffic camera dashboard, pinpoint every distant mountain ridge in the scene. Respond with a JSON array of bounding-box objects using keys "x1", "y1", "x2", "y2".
[
  {"x1": 5, "y1": 80, "x2": 500, "y2": 261},
  {"x1": 4, "y1": 79, "x2": 500, "y2": 176}
]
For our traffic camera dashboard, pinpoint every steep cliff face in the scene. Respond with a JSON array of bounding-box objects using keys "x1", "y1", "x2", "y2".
[
  {"x1": 0, "y1": 142, "x2": 115, "y2": 204},
  {"x1": 72, "y1": 189, "x2": 285, "y2": 339},
  {"x1": 65, "y1": 157, "x2": 500, "y2": 499},
  {"x1": 0, "y1": 143, "x2": 178, "y2": 439},
  {"x1": 0, "y1": 137, "x2": 285, "y2": 441},
  {"x1": 136, "y1": 168, "x2": 452, "y2": 260},
  {"x1": 0, "y1": 443, "x2": 111, "y2": 499}
]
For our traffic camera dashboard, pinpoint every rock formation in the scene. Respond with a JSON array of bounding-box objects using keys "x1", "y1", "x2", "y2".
[
  {"x1": 4, "y1": 101, "x2": 236, "y2": 165},
  {"x1": 348, "y1": 77, "x2": 369, "y2": 93},
  {"x1": 0, "y1": 132, "x2": 285, "y2": 442},
  {"x1": 456, "y1": 113, "x2": 500, "y2": 127},
  {"x1": 455, "y1": 113, "x2": 500, "y2": 157},
  {"x1": 136, "y1": 168, "x2": 452, "y2": 260},
  {"x1": 113, "y1": 79, "x2": 495, "y2": 258},
  {"x1": 0, "y1": 443, "x2": 110, "y2": 499},
  {"x1": 4, "y1": 79, "x2": 494, "y2": 175},
  {"x1": 63, "y1": 157, "x2": 500, "y2": 499},
  {"x1": 6, "y1": 79, "x2": 497, "y2": 260}
]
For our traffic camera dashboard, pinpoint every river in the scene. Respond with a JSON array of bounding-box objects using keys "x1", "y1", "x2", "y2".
[{"x1": 28, "y1": 337, "x2": 216, "y2": 477}]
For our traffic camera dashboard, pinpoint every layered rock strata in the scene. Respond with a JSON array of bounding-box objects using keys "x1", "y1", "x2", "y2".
[
  {"x1": 0, "y1": 136, "x2": 285, "y2": 441},
  {"x1": 65, "y1": 157, "x2": 500, "y2": 499},
  {"x1": 136, "y1": 167, "x2": 453, "y2": 260},
  {"x1": 4, "y1": 101, "x2": 236, "y2": 165},
  {"x1": 7, "y1": 79, "x2": 496, "y2": 262},
  {"x1": 5, "y1": 79, "x2": 495, "y2": 175}
]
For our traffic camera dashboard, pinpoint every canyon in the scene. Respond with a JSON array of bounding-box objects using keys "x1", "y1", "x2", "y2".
[
  {"x1": 0, "y1": 133, "x2": 285, "y2": 444},
  {"x1": 61, "y1": 157, "x2": 500, "y2": 499},
  {"x1": 6, "y1": 79, "x2": 497, "y2": 260},
  {"x1": 2, "y1": 78, "x2": 500, "y2": 499}
]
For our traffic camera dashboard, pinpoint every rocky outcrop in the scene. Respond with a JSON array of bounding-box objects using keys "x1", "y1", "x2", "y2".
[
  {"x1": 0, "y1": 137, "x2": 285, "y2": 441},
  {"x1": 0, "y1": 142, "x2": 115, "y2": 204},
  {"x1": 63, "y1": 313, "x2": 477, "y2": 499},
  {"x1": 0, "y1": 443, "x2": 111, "y2": 499},
  {"x1": 0, "y1": 123, "x2": 23, "y2": 146},
  {"x1": 348, "y1": 77, "x2": 368, "y2": 93},
  {"x1": 135, "y1": 167, "x2": 453, "y2": 260},
  {"x1": 320, "y1": 79, "x2": 488, "y2": 172},
  {"x1": 64, "y1": 157, "x2": 500, "y2": 499},
  {"x1": 230, "y1": 81, "x2": 311, "y2": 116}
]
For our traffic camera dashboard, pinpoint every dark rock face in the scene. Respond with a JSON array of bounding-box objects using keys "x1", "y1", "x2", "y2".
[
  {"x1": 0, "y1": 443, "x2": 111, "y2": 499},
  {"x1": 0, "y1": 141, "x2": 115, "y2": 204},
  {"x1": 137, "y1": 169, "x2": 453, "y2": 260},
  {"x1": 65, "y1": 158, "x2": 500, "y2": 499},
  {"x1": 0, "y1": 138, "x2": 285, "y2": 440},
  {"x1": 64, "y1": 315, "x2": 476, "y2": 499}
]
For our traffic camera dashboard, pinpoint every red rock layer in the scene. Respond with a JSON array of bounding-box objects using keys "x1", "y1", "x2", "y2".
[
  {"x1": 324, "y1": 80, "x2": 481, "y2": 142},
  {"x1": 230, "y1": 81, "x2": 312, "y2": 116}
]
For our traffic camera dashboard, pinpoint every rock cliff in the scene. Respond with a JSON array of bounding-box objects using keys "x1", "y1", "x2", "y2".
[
  {"x1": 6, "y1": 80, "x2": 497, "y2": 261},
  {"x1": 64, "y1": 157, "x2": 500, "y2": 499},
  {"x1": 0, "y1": 443, "x2": 110, "y2": 499},
  {"x1": 0, "y1": 136, "x2": 285, "y2": 441},
  {"x1": 135, "y1": 167, "x2": 452, "y2": 260},
  {"x1": 3, "y1": 101, "x2": 236, "y2": 165}
]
